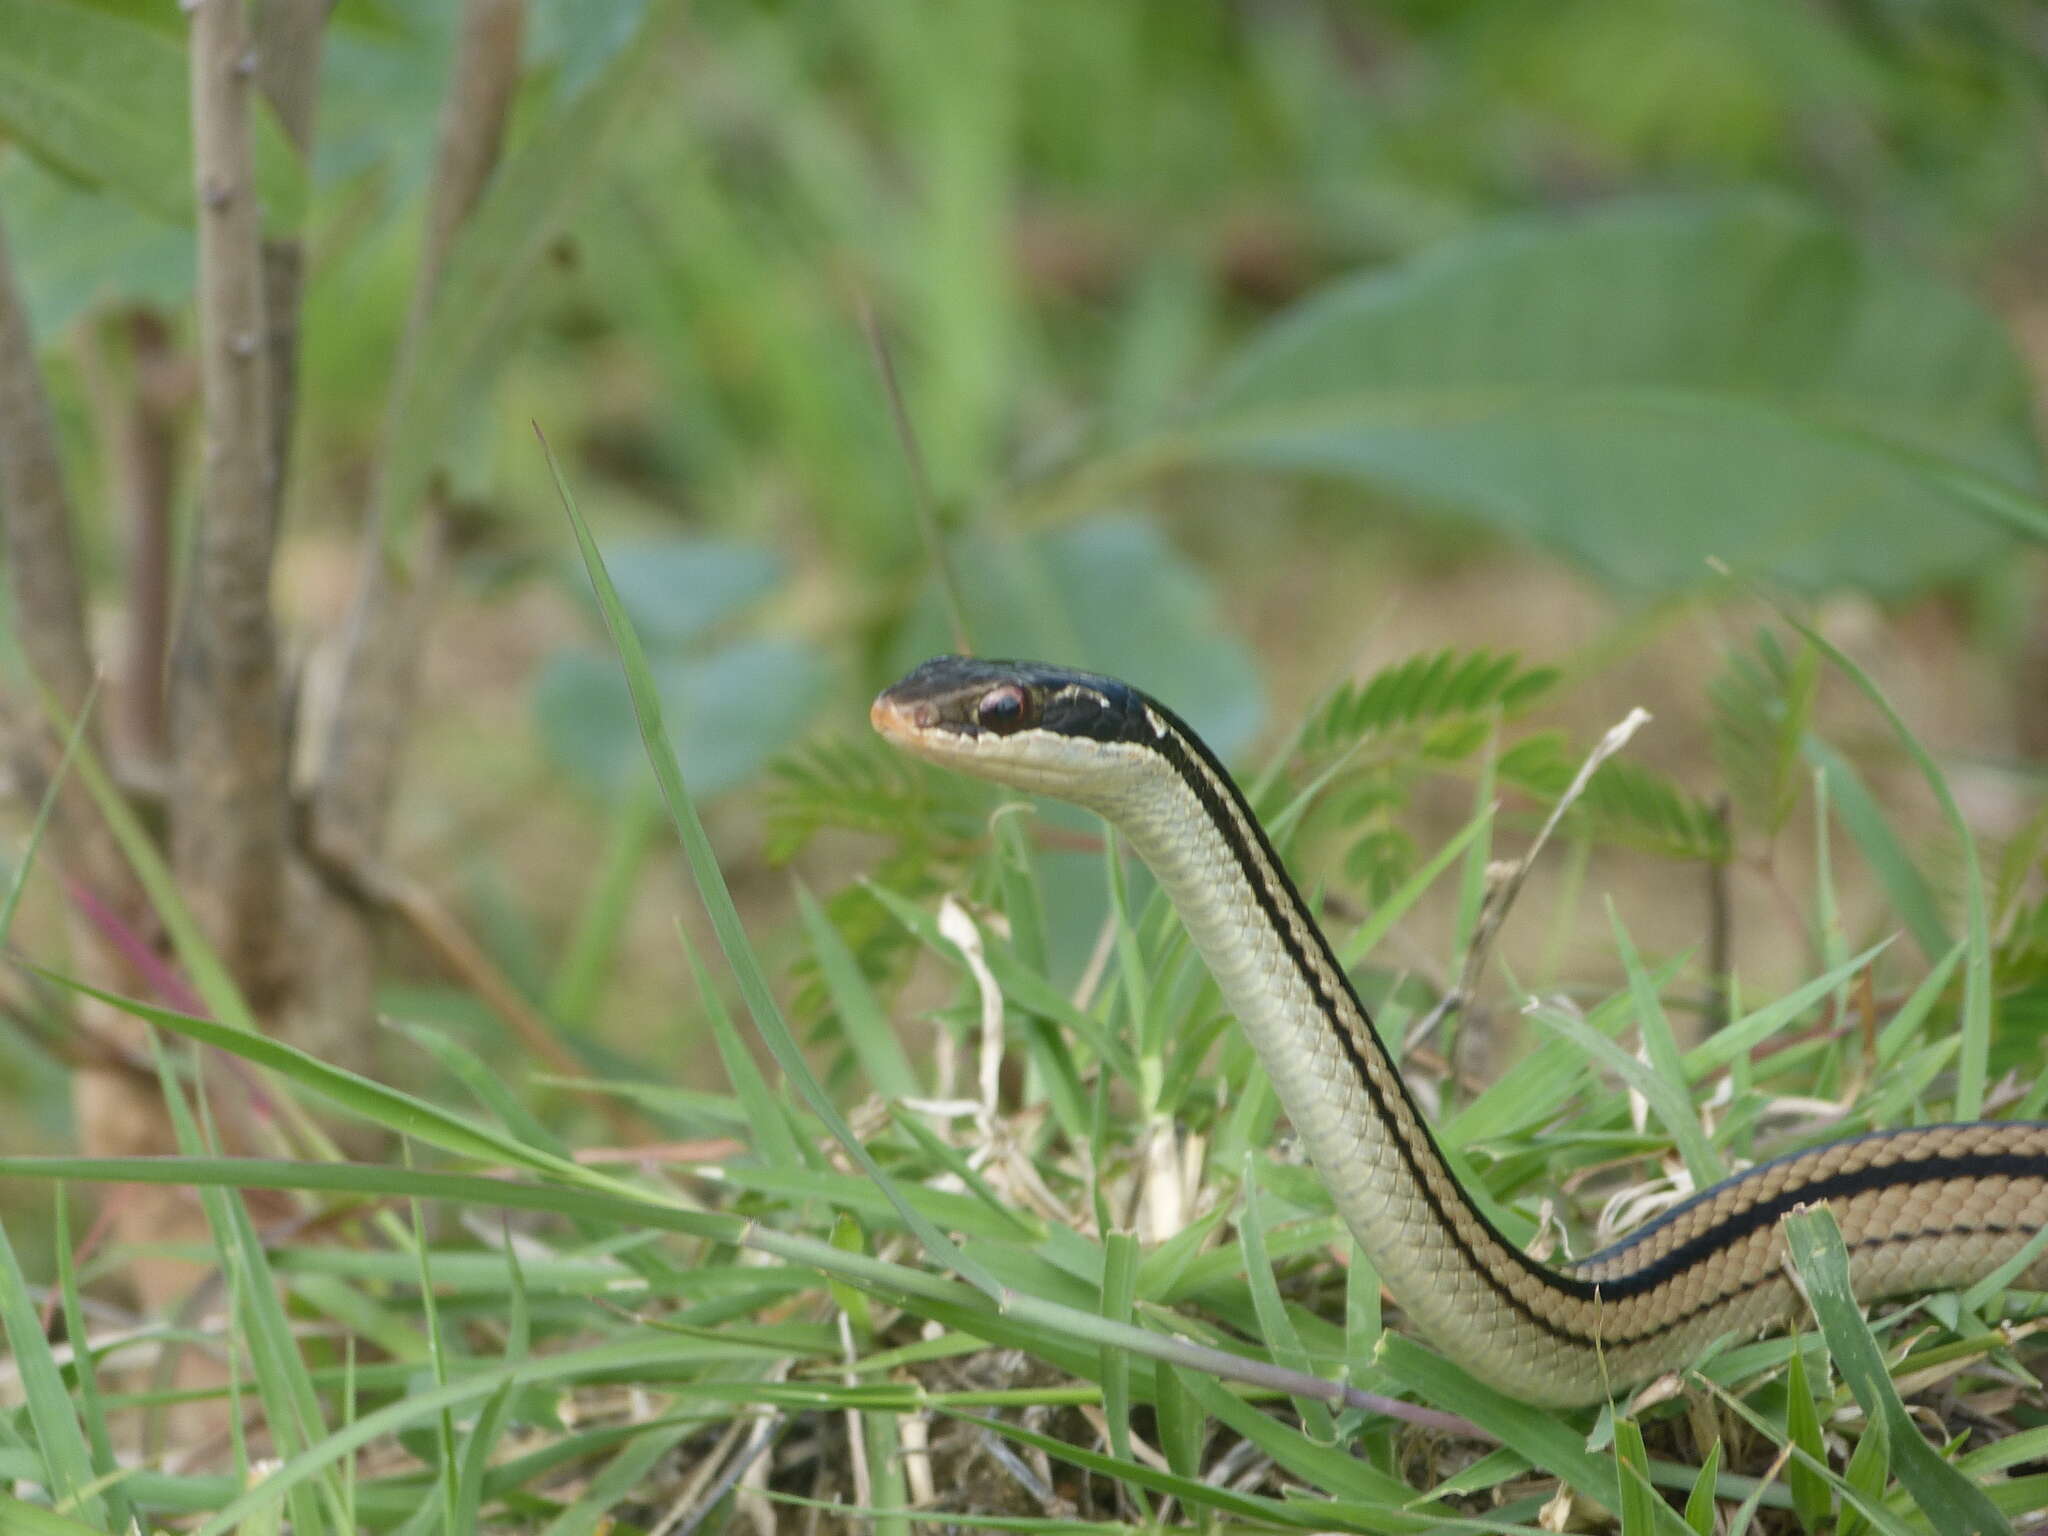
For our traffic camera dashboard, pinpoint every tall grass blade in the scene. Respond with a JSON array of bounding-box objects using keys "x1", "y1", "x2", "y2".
[
  {"x1": 1783, "y1": 1206, "x2": 2010, "y2": 1536},
  {"x1": 544, "y1": 428, "x2": 996, "y2": 1295},
  {"x1": 1763, "y1": 602, "x2": 1993, "y2": 1117},
  {"x1": 0, "y1": 1218, "x2": 104, "y2": 1527}
]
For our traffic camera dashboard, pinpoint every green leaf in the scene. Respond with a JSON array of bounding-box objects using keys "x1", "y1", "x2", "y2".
[
  {"x1": 1784, "y1": 1346, "x2": 1831, "y2": 1534},
  {"x1": 1613, "y1": 1416, "x2": 1659, "y2": 1536},
  {"x1": 0, "y1": 156, "x2": 192, "y2": 338},
  {"x1": 1099, "y1": 1231, "x2": 1138, "y2": 1468},
  {"x1": 1763, "y1": 598, "x2": 1994, "y2": 1117},
  {"x1": 1376, "y1": 1333, "x2": 1692, "y2": 1536},
  {"x1": 895, "y1": 515, "x2": 1265, "y2": 758},
  {"x1": 1683, "y1": 1439, "x2": 1722, "y2": 1536},
  {"x1": 0, "y1": 0, "x2": 306, "y2": 232},
  {"x1": 1301, "y1": 648, "x2": 1558, "y2": 756},
  {"x1": 1803, "y1": 736, "x2": 1951, "y2": 964},
  {"x1": 535, "y1": 640, "x2": 826, "y2": 800},
  {"x1": 1186, "y1": 193, "x2": 2045, "y2": 594},
  {"x1": 377, "y1": 0, "x2": 682, "y2": 548},
  {"x1": 1782, "y1": 1206, "x2": 2011, "y2": 1536},
  {"x1": 0, "y1": 1496, "x2": 107, "y2": 1536},
  {"x1": 795, "y1": 881, "x2": 921, "y2": 1100},
  {"x1": 566, "y1": 535, "x2": 784, "y2": 649},
  {"x1": 1237, "y1": 1158, "x2": 1335, "y2": 1441},
  {"x1": 31, "y1": 965, "x2": 650, "y2": 1205},
  {"x1": 544, "y1": 432, "x2": 999, "y2": 1297},
  {"x1": 1709, "y1": 628, "x2": 1818, "y2": 838},
  {"x1": 1609, "y1": 903, "x2": 1723, "y2": 1189},
  {"x1": 0, "y1": 1221, "x2": 105, "y2": 1527}
]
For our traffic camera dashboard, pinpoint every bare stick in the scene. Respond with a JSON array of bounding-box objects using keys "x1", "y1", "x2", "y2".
[
  {"x1": 1704, "y1": 795, "x2": 1732, "y2": 1032},
  {"x1": 1406, "y1": 708, "x2": 1653, "y2": 1056},
  {"x1": 106, "y1": 310, "x2": 188, "y2": 762},
  {"x1": 306, "y1": 838, "x2": 651, "y2": 1142},
  {"x1": 173, "y1": 0, "x2": 290, "y2": 1010},
  {"x1": 0, "y1": 220, "x2": 104, "y2": 756},
  {"x1": 253, "y1": 0, "x2": 330, "y2": 515},
  {"x1": 0, "y1": 215, "x2": 215, "y2": 1335},
  {"x1": 410, "y1": 0, "x2": 523, "y2": 335},
  {"x1": 0, "y1": 235, "x2": 155, "y2": 960},
  {"x1": 312, "y1": 0, "x2": 523, "y2": 868}
]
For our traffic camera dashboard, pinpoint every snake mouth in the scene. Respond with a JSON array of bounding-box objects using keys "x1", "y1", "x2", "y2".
[{"x1": 868, "y1": 691, "x2": 935, "y2": 740}]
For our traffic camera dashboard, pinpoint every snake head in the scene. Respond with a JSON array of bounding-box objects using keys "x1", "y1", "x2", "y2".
[{"x1": 871, "y1": 655, "x2": 1160, "y2": 801}]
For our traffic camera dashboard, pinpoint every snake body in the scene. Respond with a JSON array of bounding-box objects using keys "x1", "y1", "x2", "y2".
[{"x1": 872, "y1": 655, "x2": 2048, "y2": 1407}]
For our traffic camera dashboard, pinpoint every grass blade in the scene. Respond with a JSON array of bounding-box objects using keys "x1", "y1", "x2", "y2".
[
  {"x1": 1782, "y1": 1205, "x2": 2010, "y2": 1536},
  {"x1": 1763, "y1": 602, "x2": 1992, "y2": 1117},
  {"x1": 544, "y1": 428, "x2": 996, "y2": 1296},
  {"x1": 0, "y1": 1217, "x2": 103, "y2": 1527},
  {"x1": 1609, "y1": 902, "x2": 1722, "y2": 1187},
  {"x1": 1783, "y1": 1345, "x2": 1830, "y2": 1534},
  {"x1": 797, "y1": 879, "x2": 921, "y2": 1100}
]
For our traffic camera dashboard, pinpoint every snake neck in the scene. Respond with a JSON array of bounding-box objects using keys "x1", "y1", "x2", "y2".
[{"x1": 1090, "y1": 716, "x2": 1597, "y2": 1393}]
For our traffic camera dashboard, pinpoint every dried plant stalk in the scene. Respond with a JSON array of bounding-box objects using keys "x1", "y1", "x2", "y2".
[{"x1": 172, "y1": 0, "x2": 291, "y2": 1010}]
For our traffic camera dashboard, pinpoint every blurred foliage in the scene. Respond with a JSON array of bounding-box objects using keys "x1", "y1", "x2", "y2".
[
  {"x1": 534, "y1": 534, "x2": 825, "y2": 798},
  {"x1": 1182, "y1": 195, "x2": 2043, "y2": 594},
  {"x1": 8, "y1": 0, "x2": 2046, "y2": 620}
]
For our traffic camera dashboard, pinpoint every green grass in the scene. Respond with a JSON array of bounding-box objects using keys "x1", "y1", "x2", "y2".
[{"x1": 1, "y1": 489, "x2": 2045, "y2": 1533}]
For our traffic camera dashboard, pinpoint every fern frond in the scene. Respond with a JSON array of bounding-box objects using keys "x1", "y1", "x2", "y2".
[
  {"x1": 1500, "y1": 733, "x2": 1731, "y2": 863},
  {"x1": 1708, "y1": 628, "x2": 1818, "y2": 838},
  {"x1": 763, "y1": 733, "x2": 983, "y2": 864},
  {"x1": 1303, "y1": 648, "x2": 1559, "y2": 759}
]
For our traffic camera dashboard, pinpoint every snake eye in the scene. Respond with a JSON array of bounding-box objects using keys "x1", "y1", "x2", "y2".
[{"x1": 975, "y1": 684, "x2": 1032, "y2": 734}]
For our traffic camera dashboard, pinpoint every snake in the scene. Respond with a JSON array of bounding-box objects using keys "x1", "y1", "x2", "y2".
[{"x1": 871, "y1": 654, "x2": 2048, "y2": 1408}]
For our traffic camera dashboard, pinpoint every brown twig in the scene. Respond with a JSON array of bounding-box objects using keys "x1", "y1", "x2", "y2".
[
  {"x1": 252, "y1": 0, "x2": 330, "y2": 518},
  {"x1": 306, "y1": 837, "x2": 650, "y2": 1143},
  {"x1": 0, "y1": 220, "x2": 206, "y2": 1316},
  {"x1": 1704, "y1": 795, "x2": 1732, "y2": 1034},
  {"x1": 173, "y1": 0, "x2": 290, "y2": 1011},
  {"x1": 1405, "y1": 708, "x2": 1654, "y2": 1059},
  {"x1": 0, "y1": 221, "x2": 128, "y2": 898},
  {"x1": 311, "y1": 0, "x2": 522, "y2": 875},
  {"x1": 116, "y1": 312, "x2": 189, "y2": 762}
]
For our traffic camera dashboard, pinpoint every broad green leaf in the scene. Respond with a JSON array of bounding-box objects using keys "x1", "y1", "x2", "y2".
[
  {"x1": 1178, "y1": 194, "x2": 2046, "y2": 594},
  {"x1": 535, "y1": 639, "x2": 826, "y2": 800},
  {"x1": 0, "y1": 157, "x2": 192, "y2": 338},
  {"x1": 895, "y1": 515, "x2": 1265, "y2": 759},
  {"x1": 566, "y1": 535, "x2": 784, "y2": 649},
  {"x1": 0, "y1": 0, "x2": 306, "y2": 232}
]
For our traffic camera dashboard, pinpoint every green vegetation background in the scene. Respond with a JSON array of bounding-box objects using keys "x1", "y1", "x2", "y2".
[{"x1": 6, "y1": 1, "x2": 2048, "y2": 1531}]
